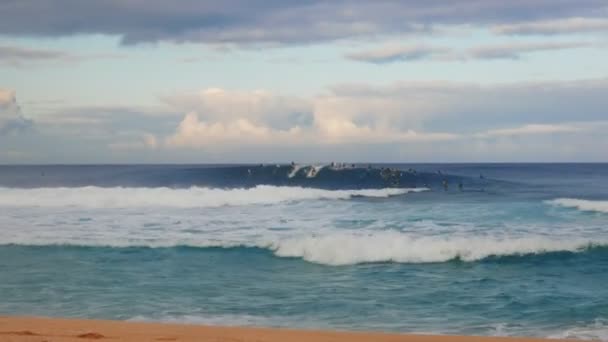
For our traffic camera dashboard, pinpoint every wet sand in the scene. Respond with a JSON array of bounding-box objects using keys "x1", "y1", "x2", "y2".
[{"x1": 0, "y1": 316, "x2": 580, "y2": 342}]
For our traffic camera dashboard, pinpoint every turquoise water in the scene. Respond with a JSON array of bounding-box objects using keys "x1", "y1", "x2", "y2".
[{"x1": 0, "y1": 164, "x2": 607, "y2": 339}]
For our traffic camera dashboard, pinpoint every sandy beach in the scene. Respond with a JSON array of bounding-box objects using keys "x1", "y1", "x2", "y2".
[{"x1": 0, "y1": 316, "x2": 578, "y2": 342}]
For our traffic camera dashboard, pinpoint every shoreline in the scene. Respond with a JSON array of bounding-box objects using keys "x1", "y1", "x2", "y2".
[{"x1": 0, "y1": 316, "x2": 581, "y2": 342}]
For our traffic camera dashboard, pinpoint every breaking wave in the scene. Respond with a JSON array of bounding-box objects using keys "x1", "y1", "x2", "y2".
[
  {"x1": 0, "y1": 185, "x2": 426, "y2": 208},
  {"x1": 3, "y1": 232, "x2": 604, "y2": 266},
  {"x1": 268, "y1": 233, "x2": 606, "y2": 265},
  {"x1": 547, "y1": 198, "x2": 608, "y2": 213}
]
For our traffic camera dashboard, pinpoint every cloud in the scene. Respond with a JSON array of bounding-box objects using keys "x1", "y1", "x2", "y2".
[
  {"x1": 162, "y1": 88, "x2": 460, "y2": 148},
  {"x1": 0, "y1": 44, "x2": 124, "y2": 67},
  {"x1": 21, "y1": 79, "x2": 605, "y2": 152},
  {"x1": 163, "y1": 78, "x2": 608, "y2": 149},
  {"x1": 161, "y1": 88, "x2": 312, "y2": 130},
  {"x1": 494, "y1": 17, "x2": 608, "y2": 35},
  {"x1": 468, "y1": 41, "x2": 591, "y2": 60},
  {"x1": 0, "y1": 45, "x2": 70, "y2": 66},
  {"x1": 3, "y1": 77, "x2": 608, "y2": 162},
  {"x1": 347, "y1": 41, "x2": 592, "y2": 63},
  {"x1": 33, "y1": 105, "x2": 179, "y2": 144},
  {"x1": 328, "y1": 78, "x2": 608, "y2": 132},
  {"x1": 346, "y1": 45, "x2": 450, "y2": 63},
  {"x1": 0, "y1": 89, "x2": 33, "y2": 135},
  {"x1": 0, "y1": 1, "x2": 606, "y2": 45},
  {"x1": 165, "y1": 112, "x2": 307, "y2": 147},
  {"x1": 159, "y1": 80, "x2": 608, "y2": 162},
  {"x1": 476, "y1": 123, "x2": 582, "y2": 138}
]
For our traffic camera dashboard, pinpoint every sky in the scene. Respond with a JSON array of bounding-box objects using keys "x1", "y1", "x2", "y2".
[{"x1": 1, "y1": 0, "x2": 607, "y2": 163}]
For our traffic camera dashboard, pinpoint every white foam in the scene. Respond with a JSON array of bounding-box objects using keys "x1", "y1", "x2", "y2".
[
  {"x1": 0, "y1": 185, "x2": 424, "y2": 208},
  {"x1": 5, "y1": 230, "x2": 602, "y2": 266},
  {"x1": 128, "y1": 314, "x2": 281, "y2": 327},
  {"x1": 269, "y1": 232, "x2": 603, "y2": 265},
  {"x1": 547, "y1": 198, "x2": 608, "y2": 213},
  {"x1": 548, "y1": 319, "x2": 608, "y2": 341}
]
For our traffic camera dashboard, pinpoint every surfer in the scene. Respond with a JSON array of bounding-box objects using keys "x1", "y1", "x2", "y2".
[{"x1": 442, "y1": 179, "x2": 448, "y2": 191}]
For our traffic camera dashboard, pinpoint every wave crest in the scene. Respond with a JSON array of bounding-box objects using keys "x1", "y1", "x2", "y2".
[
  {"x1": 3, "y1": 232, "x2": 603, "y2": 266},
  {"x1": 547, "y1": 198, "x2": 608, "y2": 213},
  {"x1": 269, "y1": 233, "x2": 603, "y2": 265}
]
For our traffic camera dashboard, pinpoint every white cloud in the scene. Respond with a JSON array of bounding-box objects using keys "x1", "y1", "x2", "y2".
[
  {"x1": 328, "y1": 78, "x2": 608, "y2": 126},
  {"x1": 165, "y1": 111, "x2": 307, "y2": 147},
  {"x1": 346, "y1": 41, "x2": 593, "y2": 63},
  {"x1": 493, "y1": 17, "x2": 608, "y2": 35},
  {"x1": 5, "y1": 78, "x2": 608, "y2": 163},
  {"x1": 0, "y1": 45, "x2": 124, "y2": 67},
  {"x1": 468, "y1": 42, "x2": 591, "y2": 60},
  {"x1": 162, "y1": 88, "x2": 312, "y2": 147},
  {"x1": 476, "y1": 123, "x2": 583, "y2": 138},
  {"x1": 158, "y1": 78, "x2": 608, "y2": 156},
  {"x1": 161, "y1": 88, "x2": 311, "y2": 129},
  {"x1": 162, "y1": 88, "x2": 458, "y2": 148},
  {"x1": 345, "y1": 44, "x2": 450, "y2": 63}
]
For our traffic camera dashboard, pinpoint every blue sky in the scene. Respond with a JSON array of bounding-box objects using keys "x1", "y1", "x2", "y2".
[{"x1": 1, "y1": 0, "x2": 607, "y2": 163}]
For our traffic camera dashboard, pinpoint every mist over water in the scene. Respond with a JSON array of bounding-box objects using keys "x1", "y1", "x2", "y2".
[{"x1": 1, "y1": 163, "x2": 607, "y2": 339}]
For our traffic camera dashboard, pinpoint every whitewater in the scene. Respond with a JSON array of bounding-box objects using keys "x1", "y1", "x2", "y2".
[
  {"x1": 0, "y1": 185, "x2": 424, "y2": 208},
  {"x1": 1, "y1": 163, "x2": 607, "y2": 339}
]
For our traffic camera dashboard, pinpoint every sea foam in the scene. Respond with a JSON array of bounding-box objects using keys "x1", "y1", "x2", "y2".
[
  {"x1": 0, "y1": 185, "x2": 425, "y2": 208},
  {"x1": 547, "y1": 198, "x2": 608, "y2": 213},
  {"x1": 269, "y1": 233, "x2": 604, "y2": 265},
  {"x1": 2, "y1": 231, "x2": 603, "y2": 266}
]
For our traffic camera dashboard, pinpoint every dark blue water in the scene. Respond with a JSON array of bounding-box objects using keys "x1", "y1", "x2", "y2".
[{"x1": 0, "y1": 164, "x2": 607, "y2": 339}]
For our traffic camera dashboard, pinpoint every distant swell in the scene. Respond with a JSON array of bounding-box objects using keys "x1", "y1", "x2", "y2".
[
  {"x1": 2, "y1": 233, "x2": 605, "y2": 266},
  {"x1": 547, "y1": 198, "x2": 608, "y2": 213},
  {"x1": 0, "y1": 186, "x2": 425, "y2": 208}
]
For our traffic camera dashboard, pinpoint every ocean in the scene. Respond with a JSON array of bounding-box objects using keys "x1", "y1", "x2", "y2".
[{"x1": 0, "y1": 163, "x2": 607, "y2": 340}]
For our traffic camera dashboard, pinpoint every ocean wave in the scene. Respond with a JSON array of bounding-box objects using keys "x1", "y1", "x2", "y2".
[
  {"x1": 268, "y1": 233, "x2": 605, "y2": 265},
  {"x1": 0, "y1": 186, "x2": 425, "y2": 208},
  {"x1": 2, "y1": 232, "x2": 604, "y2": 266},
  {"x1": 547, "y1": 198, "x2": 608, "y2": 213}
]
